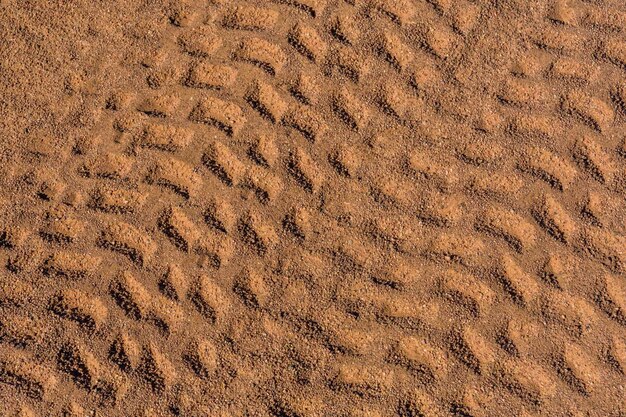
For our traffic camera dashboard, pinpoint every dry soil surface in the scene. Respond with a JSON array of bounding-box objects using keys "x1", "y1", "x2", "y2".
[{"x1": 1, "y1": 0, "x2": 626, "y2": 416}]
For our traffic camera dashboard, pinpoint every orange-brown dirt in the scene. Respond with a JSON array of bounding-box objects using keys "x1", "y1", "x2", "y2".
[{"x1": 1, "y1": 0, "x2": 626, "y2": 415}]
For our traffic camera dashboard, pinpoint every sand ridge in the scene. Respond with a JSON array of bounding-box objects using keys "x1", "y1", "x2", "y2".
[{"x1": 1, "y1": 0, "x2": 626, "y2": 415}]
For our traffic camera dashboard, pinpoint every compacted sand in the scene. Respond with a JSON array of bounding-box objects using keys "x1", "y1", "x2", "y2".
[{"x1": 1, "y1": 1, "x2": 625, "y2": 415}]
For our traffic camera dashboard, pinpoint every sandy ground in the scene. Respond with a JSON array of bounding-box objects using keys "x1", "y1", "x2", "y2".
[{"x1": 1, "y1": 0, "x2": 626, "y2": 415}]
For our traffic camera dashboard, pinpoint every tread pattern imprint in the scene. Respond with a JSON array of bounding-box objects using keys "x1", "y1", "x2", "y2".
[{"x1": 1, "y1": 0, "x2": 626, "y2": 415}]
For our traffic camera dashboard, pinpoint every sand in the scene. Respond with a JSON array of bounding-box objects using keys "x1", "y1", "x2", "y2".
[{"x1": 1, "y1": 0, "x2": 625, "y2": 415}]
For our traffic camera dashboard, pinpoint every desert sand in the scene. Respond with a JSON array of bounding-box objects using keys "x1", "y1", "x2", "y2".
[{"x1": 1, "y1": 0, "x2": 625, "y2": 415}]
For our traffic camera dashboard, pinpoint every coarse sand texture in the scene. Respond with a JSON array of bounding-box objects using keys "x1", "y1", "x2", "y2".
[{"x1": 1, "y1": 0, "x2": 626, "y2": 415}]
